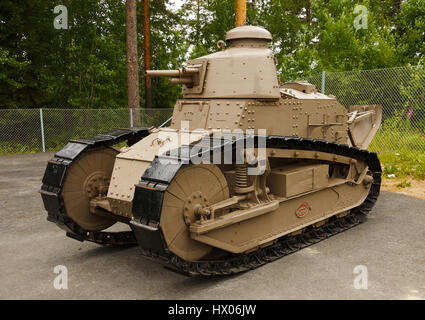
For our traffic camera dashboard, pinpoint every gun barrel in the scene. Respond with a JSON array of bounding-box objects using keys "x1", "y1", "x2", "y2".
[
  {"x1": 145, "y1": 66, "x2": 202, "y2": 86},
  {"x1": 170, "y1": 77, "x2": 193, "y2": 85},
  {"x1": 145, "y1": 66, "x2": 201, "y2": 78},
  {"x1": 145, "y1": 70, "x2": 181, "y2": 77},
  {"x1": 182, "y1": 67, "x2": 199, "y2": 74}
]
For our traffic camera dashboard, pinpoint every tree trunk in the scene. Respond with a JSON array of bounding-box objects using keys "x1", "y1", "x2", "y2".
[
  {"x1": 305, "y1": 0, "x2": 311, "y2": 24},
  {"x1": 143, "y1": 0, "x2": 152, "y2": 116},
  {"x1": 126, "y1": 0, "x2": 141, "y2": 126}
]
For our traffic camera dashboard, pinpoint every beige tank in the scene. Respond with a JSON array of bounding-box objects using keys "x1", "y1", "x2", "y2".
[{"x1": 40, "y1": 26, "x2": 382, "y2": 275}]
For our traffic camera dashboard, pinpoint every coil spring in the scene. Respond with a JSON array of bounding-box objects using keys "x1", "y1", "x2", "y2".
[{"x1": 235, "y1": 164, "x2": 248, "y2": 188}]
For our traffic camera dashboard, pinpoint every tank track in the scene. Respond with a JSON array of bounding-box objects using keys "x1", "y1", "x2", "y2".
[
  {"x1": 133, "y1": 136, "x2": 381, "y2": 276},
  {"x1": 41, "y1": 132, "x2": 381, "y2": 275},
  {"x1": 40, "y1": 127, "x2": 151, "y2": 246}
]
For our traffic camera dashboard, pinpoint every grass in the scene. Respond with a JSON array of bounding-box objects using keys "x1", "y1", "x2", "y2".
[
  {"x1": 396, "y1": 180, "x2": 412, "y2": 188},
  {"x1": 369, "y1": 129, "x2": 425, "y2": 155},
  {"x1": 376, "y1": 150, "x2": 425, "y2": 180},
  {"x1": 369, "y1": 128, "x2": 425, "y2": 181},
  {"x1": 0, "y1": 142, "x2": 41, "y2": 155}
]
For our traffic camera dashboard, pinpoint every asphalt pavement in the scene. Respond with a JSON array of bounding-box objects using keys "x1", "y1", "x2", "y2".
[{"x1": 0, "y1": 152, "x2": 424, "y2": 299}]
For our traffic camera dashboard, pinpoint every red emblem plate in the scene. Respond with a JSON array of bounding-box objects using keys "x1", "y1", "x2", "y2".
[{"x1": 295, "y1": 203, "x2": 309, "y2": 218}]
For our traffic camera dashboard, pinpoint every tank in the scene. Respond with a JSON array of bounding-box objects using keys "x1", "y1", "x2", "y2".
[{"x1": 40, "y1": 26, "x2": 382, "y2": 275}]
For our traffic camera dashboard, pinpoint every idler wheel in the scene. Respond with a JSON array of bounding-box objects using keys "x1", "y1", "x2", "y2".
[
  {"x1": 160, "y1": 164, "x2": 229, "y2": 261},
  {"x1": 61, "y1": 147, "x2": 118, "y2": 231}
]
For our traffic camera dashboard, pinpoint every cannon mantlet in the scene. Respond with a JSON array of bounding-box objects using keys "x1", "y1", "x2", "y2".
[{"x1": 145, "y1": 63, "x2": 207, "y2": 90}]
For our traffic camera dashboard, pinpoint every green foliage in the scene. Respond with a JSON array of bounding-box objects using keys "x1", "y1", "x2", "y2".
[
  {"x1": 396, "y1": 179, "x2": 411, "y2": 188},
  {"x1": 179, "y1": 0, "x2": 235, "y2": 58},
  {"x1": 312, "y1": 0, "x2": 398, "y2": 72},
  {"x1": 395, "y1": 0, "x2": 425, "y2": 65},
  {"x1": 370, "y1": 118, "x2": 425, "y2": 181},
  {"x1": 370, "y1": 124, "x2": 425, "y2": 154},
  {"x1": 0, "y1": 48, "x2": 31, "y2": 106},
  {"x1": 382, "y1": 109, "x2": 412, "y2": 131},
  {"x1": 0, "y1": 0, "x2": 185, "y2": 109},
  {"x1": 378, "y1": 150, "x2": 425, "y2": 180},
  {"x1": 144, "y1": 0, "x2": 187, "y2": 108},
  {"x1": 399, "y1": 59, "x2": 425, "y2": 122},
  {"x1": 0, "y1": 141, "x2": 40, "y2": 155},
  {"x1": 1, "y1": 0, "x2": 424, "y2": 109}
]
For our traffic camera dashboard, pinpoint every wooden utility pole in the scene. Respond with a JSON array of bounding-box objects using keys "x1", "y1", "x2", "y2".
[
  {"x1": 235, "y1": 0, "x2": 246, "y2": 27},
  {"x1": 126, "y1": 0, "x2": 141, "y2": 126},
  {"x1": 143, "y1": 0, "x2": 152, "y2": 113}
]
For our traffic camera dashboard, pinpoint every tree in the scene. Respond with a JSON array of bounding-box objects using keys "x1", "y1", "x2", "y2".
[
  {"x1": 0, "y1": 0, "x2": 424, "y2": 110},
  {"x1": 126, "y1": 0, "x2": 141, "y2": 125},
  {"x1": 395, "y1": 0, "x2": 425, "y2": 65}
]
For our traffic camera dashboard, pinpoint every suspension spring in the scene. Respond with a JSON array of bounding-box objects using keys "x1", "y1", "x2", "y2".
[{"x1": 235, "y1": 163, "x2": 249, "y2": 189}]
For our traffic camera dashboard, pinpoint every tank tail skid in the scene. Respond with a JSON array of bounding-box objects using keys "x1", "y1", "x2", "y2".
[{"x1": 347, "y1": 104, "x2": 382, "y2": 149}]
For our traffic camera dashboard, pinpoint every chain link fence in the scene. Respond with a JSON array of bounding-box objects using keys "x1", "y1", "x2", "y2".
[
  {"x1": 0, "y1": 108, "x2": 173, "y2": 155},
  {"x1": 1, "y1": 66, "x2": 424, "y2": 156},
  {"x1": 307, "y1": 66, "x2": 425, "y2": 156}
]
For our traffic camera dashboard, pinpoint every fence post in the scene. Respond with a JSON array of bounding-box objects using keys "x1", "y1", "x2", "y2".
[
  {"x1": 39, "y1": 108, "x2": 46, "y2": 152},
  {"x1": 130, "y1": 108, "x2": 134, "y2": 128},
  {"x1": 321, "y1": 71, "x2": 326, "y2": 94}
]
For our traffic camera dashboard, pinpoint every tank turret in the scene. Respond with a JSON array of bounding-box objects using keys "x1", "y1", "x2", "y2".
[{"x1": 147, "y1": 25, "x2": 280, "y2": 99}]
